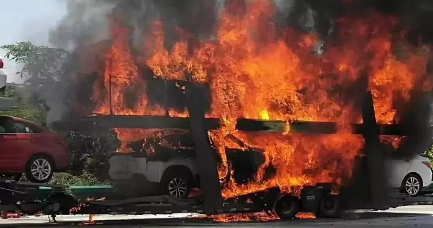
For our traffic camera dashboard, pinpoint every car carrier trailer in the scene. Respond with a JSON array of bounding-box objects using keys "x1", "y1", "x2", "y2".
[
  {"x1": 1, "y1": 86, "x2": 433, "y2": 221},
  {"x1": 0, "y1": 180, "x2": 341, "y2": 221},
  {"x1": 1, "y1": 181, "x2": 432, "y2": 222}
]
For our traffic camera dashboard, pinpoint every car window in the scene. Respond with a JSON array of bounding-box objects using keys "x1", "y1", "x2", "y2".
[
  {"x1": 0, "y1": 116, "x2": 17, "y2": 133},
  {"x1": 13, "y1": 121, "x2": 43, "y2": 134},
  {"x1": 13, "y1": 122, "x2": 28, "y2": 133}
]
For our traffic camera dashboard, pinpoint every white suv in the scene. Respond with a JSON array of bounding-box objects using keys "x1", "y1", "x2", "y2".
[
  {"x1": 108, "y1": 134, "x2": 263, "y2": 198},
  {"x1": 109, "y1": 154, "x2": 199, "y2": 198},
  {"x1": 109, "y1": 134, "x2": 433, "y2": 199}
]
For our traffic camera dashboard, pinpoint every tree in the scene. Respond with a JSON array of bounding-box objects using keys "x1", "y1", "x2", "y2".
[
  {"x1": 1, "y1": 41, "x2": 116, "y2": 185},
  {"x1": 1, "y1": 42, "x2": 68, "y2": 87},
  {"x1": 0, "y1": 84, "x2": 49, "y2": 126},
  {"x1": 65, "y1": 131, "x2": 119, "y2": 182},
  {"x1": 425, "y1": 143, "x2": 433, "y2": 164}
]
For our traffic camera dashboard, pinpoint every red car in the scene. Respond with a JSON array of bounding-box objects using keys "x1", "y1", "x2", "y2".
[{"x1": 0, "y1": 115, "x2": 70, "y2": 183}]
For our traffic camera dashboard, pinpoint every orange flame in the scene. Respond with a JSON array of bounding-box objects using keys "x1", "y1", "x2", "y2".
[{"x1": 75, "y1": 0, "x2": 432, "y2": 209}]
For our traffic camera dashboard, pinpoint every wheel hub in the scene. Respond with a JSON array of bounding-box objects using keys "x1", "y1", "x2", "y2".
[
  {"x1": 405, "y1": 176, "x2": 420, "y2": 196},
  {"x1": 31, "y1": 159, "x2": 52, "y2": 181},
  {"x1": 281, "y1": 201, "x2": 294, "y2": 215},
  {"x1": 168, "y1": 177, "x2": 187, "y2": 198},
  {"x1": 324, "y1": 198, "x2": 336, "y2": 210}
]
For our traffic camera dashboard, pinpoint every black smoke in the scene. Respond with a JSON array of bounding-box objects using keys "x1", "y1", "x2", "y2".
[
  {"x1": 50, "y1": 0, "x2": 219, "y2": 50},
  {"x1": 276, "y1": 0, "x2": 433, "y2": 158},
  {"x1": 356, "y1": 0, "x2": 433, "y2": 46},
  {"x1": 357, "y1": 0, "x2": 433, "y2": 158},
  {"x1": 49, "y1": 0, "x2": 433, "y2": 158},
  {"x1": 276, "y1": 0, "x2": 433, "y2": 45},
  {"x1": 49, "y1": 0, "x2": 220, "y2": 119}
]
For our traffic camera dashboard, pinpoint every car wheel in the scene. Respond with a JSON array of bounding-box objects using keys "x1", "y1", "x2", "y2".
[
  {"x1": 25, "y1": 155, "x2": 54, "y2": 183},
  {"x1": 274, "y1": 195, "x2": 300, "y2": 220},
  {"x1": 402, "y1": 174, "x2": 422, "y2": 197},
  {"x1": 161, "y1": 168, "x2": 192, "y2": 199},
  {"x1": 317, "y1": 194, "x2": 341, "y2": 218},
  {"x1": 0, "y1": 173, "x2": 22, "y2": 181}
]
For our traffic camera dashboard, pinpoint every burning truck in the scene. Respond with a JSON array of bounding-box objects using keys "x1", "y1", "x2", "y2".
[{"x1": 4, "y1": 0, "x2": 432, "y2": 221}]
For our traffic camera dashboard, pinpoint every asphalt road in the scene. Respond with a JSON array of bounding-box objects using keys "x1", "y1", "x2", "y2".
[{"x1": 0, "y1": 206, "x2": 432, "y2": 228}]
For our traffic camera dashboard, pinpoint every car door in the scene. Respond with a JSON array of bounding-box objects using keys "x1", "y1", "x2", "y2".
[
  {"x1": 0, "y1": 127, "x2": 9, "y2": 172},
  {"x1": 384, "y1": 156, "x2": 412, "y2": 188},
  {"x1": 0, "y1": 116, "x2": 17, "y2": 171},
  {"x1": 0, "y1": 118, "x2": 31, "y2": 172}
]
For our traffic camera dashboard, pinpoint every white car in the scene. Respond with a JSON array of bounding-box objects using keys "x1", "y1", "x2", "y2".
[
  {"x1": 109, "y1": 154, "x2": 199, "y2": 198},
  {"x1": 385, "y1": 154, "x2": 432, "y2": 196},
  {"x1": 108, "y1": 135, "x2": 261, "y2": 198},
  {"x1": 109, "y1": 135, "x2": 433, "y2": 199}
]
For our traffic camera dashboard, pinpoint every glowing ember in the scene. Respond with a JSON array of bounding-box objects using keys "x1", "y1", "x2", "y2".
[
  {"x1": 210, "y1": 212, "x2": 315, "y2": 222},
  {"x1": 380, "y1": 135, "x2": 405, "y2": 150},
  {"x1": 210, "y1": 212, "x2": 279, "y2": 223},
  {"x1": 88, "y1": 214, "x2": 96, "y2": 222},
  {"x1": 296, "y1": 212, "x2": 317, "y2": 220}
]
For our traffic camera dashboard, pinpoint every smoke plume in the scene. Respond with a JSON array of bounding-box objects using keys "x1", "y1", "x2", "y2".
[
  {"x1": 48, "y1": 0, "x2": 433, "y2": 158},
  {"x1": 274, "y1": 0, "x2": 433, "y2": 158}
]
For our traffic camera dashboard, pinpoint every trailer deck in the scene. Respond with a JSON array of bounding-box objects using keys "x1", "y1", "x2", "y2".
[
  {"x1": 1, "y1": 180, "x2": 433, "y2": 219},
  {"x1": 51, "y1": 115, "x2": 409, "y2": 135},
  {"x1": 0, "y1": 180, "x2": 331, "y2": 219}
]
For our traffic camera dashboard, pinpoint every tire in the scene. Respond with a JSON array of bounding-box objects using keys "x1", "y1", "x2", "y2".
[
  {"x1": 317, "y1": 194, "x2": 341, "y2": 218},
  {"x1": 401, "y1": 173, "x2": 422, "y2": 197},
  {"x1": 274, "y1": 195, "x2": 300, "y2": 220},
  {"x1": 161, "y1": 167, "x2": 192, "y2": 199},
  {"x1": 25, "y1": 155, "x2": 54, "y2": 183}
]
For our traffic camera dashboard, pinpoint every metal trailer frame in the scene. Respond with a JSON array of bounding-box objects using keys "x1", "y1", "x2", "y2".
[
  {"x1": 0, "y1": 182, "x2": 432, "y2": 221},
  {"x1": 70, "y1": 189, "x2": 281, "y2": 216},
  {"x1": 0, "y1": 180, "x2": 73, "y2": 221},
  {"x1": 0, "y1": 180, "x2": 338, "y2": 220},
  {"x1": 1, "y1": 87, "x2": 433, "y2": 220}
]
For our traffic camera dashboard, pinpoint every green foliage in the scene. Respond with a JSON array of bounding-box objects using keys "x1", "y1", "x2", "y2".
[
  {"x1": 65, "y1": 131, "x2": 119, "y2": 182},
  {"x1": 50, "y1": 173, "x2": 102, "y2": 186},
  {"x1": 0, "y1": 41, "x2": 66, "y2": 125},
  {"x1": 0, "y1": 42, "x2": 68, "y2": 86},
  {"x1": 424, "y1": 144, "x2": 433, "y2": 164},
  {"x1": 0, "y1": 85, "x2": 49, "y2": 125},
  {"x1": 1, "y1": 41, "x2": 114, "y2": 186}
]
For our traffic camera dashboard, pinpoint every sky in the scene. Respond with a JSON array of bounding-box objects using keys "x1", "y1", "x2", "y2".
[{"x1": 0, "y1": 0, "x2": 66, "y2": 83}]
